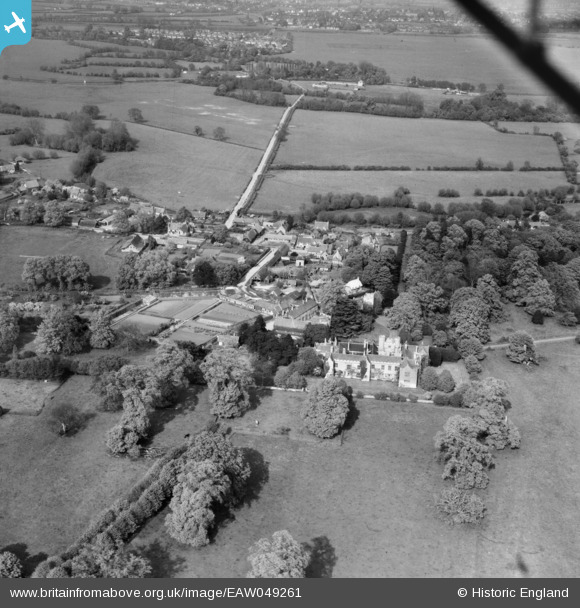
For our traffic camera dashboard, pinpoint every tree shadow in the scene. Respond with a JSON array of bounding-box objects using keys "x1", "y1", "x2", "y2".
[
  {"x1": 343, "y1": 400, "x2": 360, "y2": 431},
  {"x1": 239, "y1": 447, "x2": 269, "y2": 507},
  {"x1": 48, "y1": 406, "x2": 96, "y2": 437},
  {"x1": 0, "y1": 543, "x2": 48, "y2": 577},
  {"x1": 146, "y1": 387, "x2": 201, "y2": 439},
  {"x1": 303, "y1": 536, "x2": 337, "y2": 578},
  {"x1": 246, "y1": 387, "x2": 262, "y2": 412},
  {"x1": 137, "y1": 540, "x2": 186, "y2": 578},
  {"x1": 516, "y1": 553, "x2": 529, "y2": 576},
  {"x1": 91, "y1": 275, "x2": 111, "y2": 289}
]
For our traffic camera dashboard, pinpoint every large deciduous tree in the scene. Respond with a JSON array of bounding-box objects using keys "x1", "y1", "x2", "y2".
[
  {"x1": 116, "y1": 250, "x2": 177, "y2": 290},
  {"x1": 89, "y1": 310, "x2": 116, "y2": 349},
  {"x1": 36, "y1": 306, "x2": 87, "y2": 355},
  {"x1": 0, "y1": 310, "x2": 20, "y2": 353},
  {"x1": 384, "y1": 292, "x2": 423, "y2": 336},
  {"x1": 166, "y1": 431, "x2": 250, "y2": 546},
  {"x1": 0, "y1": 552, "x2": 23, "y2": 578},
  {"x1": 300, "y1": 377, "x2": 350, "y2": 439},
  {"x1": 434, "y1": 415, "x2": 494, "y2": 489},
  {"x1": 318, "y1": 279, "x2": 345, "y2": 315},
  {"x1": 247, "y1": 530, "x2": 310, "y2": 578},
  {"x1": 200, "y1": 349, "x2": 255, "y2": 418},
  {"x1": 69, "y1": 543, "x2": 151, "y2": 578}
]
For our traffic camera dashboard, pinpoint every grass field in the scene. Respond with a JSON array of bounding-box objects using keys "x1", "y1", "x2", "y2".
[
  {"x1": 278, "y1": 112, "x2": 561, "y2": 169},
  {"x1": 92, "y1": 122, "x2": 261, "y2": 210},
  {"x1": 0, "y1": 226, "x2": 123, "y2": 289},
  {"x1": 0, "y1": 39, "x2": 86, "y2": 81},
  {"x1": 0, "y1": 375, "x2": 150, "y2": 572},
  {"x1": 476, "y1": 342, "x2": 580, "y2": 577},
  {"x1": 0, "y1": 80, "x2": 284, "y2": 150},
  {"x1": 282, "y1": 32, "x2": 580, "y2": 96},
  {"x1": 0, "y1": 379, "x2": 60, "y2": 415},
  {"x1": 126, "y1": 349, "x2": 580, "y2": 578},
  {"x1": 489, "y1": 304, "x2": 580, "y2": 343},
  {"x1": 251, "y1": 170, "x2": 569, "y2": 214}
]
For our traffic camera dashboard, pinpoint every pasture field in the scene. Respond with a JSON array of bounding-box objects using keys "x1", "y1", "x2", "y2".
[
  {"x1": 251, "y1": 170, "x2": 569, "y2": 214},
  {"x1": 476, "y1": 342, "x2": 580, "y2": 578},
  {"x1": 0, "y1": 379, "x2": 60, "y2": 415},
  {"x1": 0, "y1": 375, "x2": 150, "y2": 572},
  {"x1": 489, "y1": 303, "x2": 580, "y2": 343},
  {"x1": 0, "y1": 39, "x2": 86, "y2": 81},
  {"x1": 278, "y1": 112, "x2": 561, "y2": 169},
  {"x1": 0, "y1": 80, "x2": 284, "y2": 150},
  {"x1": 0, "y1": 226, "x2": 123, "y2": 289},
  {"x1": 92, "y1": 123, "x2": 261, "y2": 210},
  {"x1": 282, "y1": 32, "x2": 580, "y2": 96},
  {"x1": 128, "y1": 367, "x2": 579, "y2": 578}
]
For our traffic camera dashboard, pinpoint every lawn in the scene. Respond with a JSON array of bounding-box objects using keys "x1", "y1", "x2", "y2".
[
  {"x1": 251, "y1": 169, "x2": 569, "y2": 214},
  {"x1": 277, "y1": 112, "x2": 561, "y2": 169},
  {"x1": 282, "y1": 31, "x2": 580, "y2": 96},
  {"x1": 0, "y1": 80, "x2": 284, "y2": 150},
  {"x1": 126, "y1": 340, "x2": 580, "y2": 578},
  {"x1": 129, "y1": 387, "x2": 470, "y2": 578},
  {"x1": 92, "y1": 123, "x2": 262, "y2": 211},
  {"x1": 0, "y1": 375, "x2": 150, "y2": 574},
  {"x1": 0, "y1": 226, "x2": 123, "y2": 290}
]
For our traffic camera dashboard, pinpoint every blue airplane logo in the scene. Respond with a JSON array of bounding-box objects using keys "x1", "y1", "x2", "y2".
[
  {"x1": 4, "y1": 12, "x2": 26, "y2": 34},
  {"x1": 1, "y1": 2, "x2": 32, "y2": 54}
]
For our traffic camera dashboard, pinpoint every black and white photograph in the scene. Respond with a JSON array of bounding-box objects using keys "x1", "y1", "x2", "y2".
[{"x1": 0, "y1": 0, "x2": 579, "y2": 587}]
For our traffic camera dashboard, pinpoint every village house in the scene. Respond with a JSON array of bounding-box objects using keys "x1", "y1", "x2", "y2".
[
  {"x1": 167, "y1": 221, "x2": 192, "y2": 237},
  {"x1": 122, "y1": 234, "x2": 147, "y2": 254},
  {"x1": 344, "y1": 277, "x2": 364, "y2": 296},
  {"x1": 314, "y1": 220, "x2": 330, "y2": 232},
  {"x1": 65, "y1": 183, "x2": 90, "y2": 202}
]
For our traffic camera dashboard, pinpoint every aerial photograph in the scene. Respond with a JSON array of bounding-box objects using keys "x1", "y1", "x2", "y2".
[{"x1": 0, "y1": 0, "x2": 579, "y2": 582}]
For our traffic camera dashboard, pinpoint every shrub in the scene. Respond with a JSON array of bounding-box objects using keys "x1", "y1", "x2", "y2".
[
  {"x1": 409, "y1": 394, "x2": 418, "y2": 403},
  {"x1": 355, "y1": 390, "x2": 364, "y2": 399},
  {"x1": 559, "y1": 312, "x2": 577, "y2": 327},
  {"x1": 531, "y1": 310, "x2": 544, "y2": 325},
  {"x1": 437, "y1": 369, "x2": 456, "y2": 393},
  {"x1": 436, "y1": 487, "x2": 486, "y2": 525},
  {"x1": 420, "y1": 367, "x2": 439, "y2": 391},
  {"x1": 464, "y1": 355, "x2": 482, "y2": 376},
  {"x1": 448, "y1": 391, "x2": 464, "y2": 408},
  {"x1": 433, "y1": 393, "x2": 450, "y2": 406}
]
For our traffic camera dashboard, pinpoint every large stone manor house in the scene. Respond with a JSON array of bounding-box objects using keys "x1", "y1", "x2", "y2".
[{"x1": 314, "y1": 330, "x2": 430, "y2": 389}]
